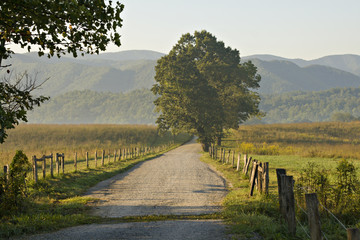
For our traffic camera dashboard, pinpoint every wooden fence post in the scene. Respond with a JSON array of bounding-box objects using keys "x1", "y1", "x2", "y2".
[
  {"x1": 50, "y1": 153, "x2": 53, "y2": 178},
  {"x1": 33, "y1": 156, "x2": 38, "y2": 183},
  {"x1": 281, "y1": 175, "x2": 296, "y2": 236},
  {"x1": 227, "y1": 150, "x2": 230, "y2": 164},
  {"x1": 244, "y1": 156, "x2": 252, "y2": 175},
  {"x1": 74, "y1": 152, "x2": 77, "y2": 172},
  {"x1": 61, "y1": 154, "x2": 65, "y2": 174},
  {"x1": 257, "y1": 162, "x2": 263, "y2": 192},
  {"x1": 56, "y1": 153, "x2": 60, "y2": 176},
  {"x1": 276, "y1": 168, "x2": 286, "y2": 213},
  {"x1": 249, "y1": 160, "x2": 258, "y2": 196},
  {"x1": 42, "y1": 156, "x2": 46, "y2": 179},
  {"x1": 95, "y1": 151, "x2": 97, "y2": 167},
  {"x1": 236, "y1": 153, "x2": 241, "y2": 171},
  {"x1": 347, "y1": 228, "x2": 360, "y2": 240},
  {"x1": 107, "y1": 150, "x2": 110, "y2": 163},
  {"x1": 305, "y1": 193, "x2": 322, "y2": 240},
  {"x1": 101, "y1": 150, "x2": 105, "y2": 166},
  {"x1": 263, "y1": 162, "x2": 269, "y2": 194},
  {"x1": 86, "y1": 152, "x2": 89, "y2": 168},
  {"x1": 114, "y1": 150, "x2": 117, "y2": 162}
]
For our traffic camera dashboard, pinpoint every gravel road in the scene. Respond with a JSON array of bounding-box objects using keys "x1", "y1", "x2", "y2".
[{"x1": 23, "y1": 139, "x2": 231, "y2": 240}]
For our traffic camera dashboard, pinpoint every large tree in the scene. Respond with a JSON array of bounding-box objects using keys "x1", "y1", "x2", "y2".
[
  {"x1": 0, "y1": 0, "x2": 124, "y2": 143},
  {"x1": 152, "y1": 30, "x2": 261, "y2": 151}
]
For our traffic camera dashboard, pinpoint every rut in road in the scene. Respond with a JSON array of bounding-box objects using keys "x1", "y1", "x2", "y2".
[{"x1": 85, "y1": 138, "x2": 228, "y2": 218}]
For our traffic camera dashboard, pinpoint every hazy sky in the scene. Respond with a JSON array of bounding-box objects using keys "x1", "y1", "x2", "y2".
[{"x1": 110, "y1": 0, "x2": 360, "y2": 60}]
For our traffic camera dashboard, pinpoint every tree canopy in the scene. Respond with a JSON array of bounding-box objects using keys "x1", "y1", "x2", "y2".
[
  {"x1": 0, "y1": 0, "x2": 124, "y2": 66},
  {"x1": 152, "y1": 30, "x2": 261, "y2": 150},
  {"x1": 0, "y1": 0, "x2": 124, "y2": 143}
]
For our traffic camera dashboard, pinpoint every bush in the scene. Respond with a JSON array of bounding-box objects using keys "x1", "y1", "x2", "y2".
[{"x1": 0, "y1": 150, "x2": 31, "y2": 216}]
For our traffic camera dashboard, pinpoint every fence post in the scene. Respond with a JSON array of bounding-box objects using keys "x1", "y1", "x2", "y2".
[
  {"x1": 50, "y1": 153, "x2": 53, "y2": 178},
  {"x1": 107, "y1": 150, "x2": 110, "y2": 163},
  {"x1": 276, "y1": 168, "x2": 286, "y2": 212},
  {"x1": 236, "y1": 153, "x2": 241, "y2": 171},
  {"x1": 281, "y1": 175, "x2": 296, "y2": 236},
  {"x1": 61, "y1": 154, "x2": 65, "y2": 174},
  {"x1": 33, "y1": 156, "x2": 38, "y2": 183},
  {"x1": 114, "y1": 150, "x2": 117, "y2": 162},
  {"x1": 249, "y1": 160, "x2": 258, "y2": 196},
  {"x1": 347, "y1": 228, "x2": 360, "y2": 240},
  {"x1": 102, "y1": 150, "x2": 105, "y2": 166},
  {"x1": 74, "y1": 152, "x2": 77, "y2": 172},
  {"x1": 86, "y1": 152, "x2": 89, "y2": 168},
  {"x1": 227, "y1": 150, "x2": 230, "y2": 164},
  {"x1": 42, "y1": 156, "x2": 46, "y2": 179},
  {"x1": 244, "y1": 156, "x2": 252, "y2": 175},
  {"x1": 56, "y1": 153, "x2": 60, "y2": 176},
  {"x1": 305, "y1": 193, "x2": 322, "y2": 240},
  {"x1": 263, "y1": 162, "x2": 269, "y2": 195}
]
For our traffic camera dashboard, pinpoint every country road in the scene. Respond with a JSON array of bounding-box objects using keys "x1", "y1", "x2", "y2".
[{"x1": 23, "y1": 139, "x2": 231, "y2": 240}]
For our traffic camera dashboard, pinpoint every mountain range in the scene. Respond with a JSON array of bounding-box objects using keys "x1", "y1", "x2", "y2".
[
  {"x1": 3, "y1": 50, "x2": 360, "y2": 124},
  {"x1": 3, "y1": 50, "x2": 360, "y2": 97}
]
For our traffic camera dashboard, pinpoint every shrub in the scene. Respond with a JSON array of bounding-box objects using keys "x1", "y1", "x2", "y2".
[{"x1": 0, "y1": 150, "x2": 31, "y2": 216}]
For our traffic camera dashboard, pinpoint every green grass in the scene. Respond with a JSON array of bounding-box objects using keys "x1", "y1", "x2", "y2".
[{"x1": 201, "y1": 153, "x2": 351, "y2": 239}]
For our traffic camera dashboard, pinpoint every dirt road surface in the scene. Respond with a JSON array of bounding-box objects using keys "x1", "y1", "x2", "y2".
[{"x1": 23, "y1": 139, "x2": 231, "y2": 240}]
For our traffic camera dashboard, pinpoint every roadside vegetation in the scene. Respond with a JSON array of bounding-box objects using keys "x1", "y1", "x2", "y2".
[
  {"x1": 0, "y1": 124, "x2": 191, "y2": 238},
  {"x1": 202, "y1": 121, "x2": 360, "y2": 239}
]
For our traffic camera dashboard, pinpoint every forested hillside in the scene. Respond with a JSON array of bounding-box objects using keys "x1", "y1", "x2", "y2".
[
  {"x1": 27, "y1": 87, "x2": 360, "y2": 124},
  {"x1": 27, "y1": 89, "x2": 157, "y2": 124},
  {"x1": 259, "y1": 87, "x2": 360, "y2": 123}
]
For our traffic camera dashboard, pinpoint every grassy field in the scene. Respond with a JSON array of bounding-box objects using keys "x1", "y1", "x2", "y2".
[
  {"x1": 0, "y1": 124, "x2": 185, "y2": 167},
  {"x1": 206, "y1": 121, "x2": 360, "y2": 239},
  {"x1": 227, "y1": 121, "x2": 360, "y2": 159}
]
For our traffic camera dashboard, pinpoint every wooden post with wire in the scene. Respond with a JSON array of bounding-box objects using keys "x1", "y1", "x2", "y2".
[
  {"x1": 347, "y1": 228, "x2": 360, "y2": 240},
  {"x1": 305, "y1": 193, "x2": 322, "y2": 240}
]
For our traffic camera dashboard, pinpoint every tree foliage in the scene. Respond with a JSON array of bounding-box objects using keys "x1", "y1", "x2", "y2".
[
  {"x1": 0, "y1": 0, "x2": 124, "y2": 143},
  {"x1": 0, "y1": 0, "x2": 124, "y2": 66},
  {"x1": 152, "y1": 30, "x2": 261, "y2": 150}
]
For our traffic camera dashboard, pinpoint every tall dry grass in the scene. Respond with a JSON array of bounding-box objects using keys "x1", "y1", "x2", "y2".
[
  {"x1": 0, "y1": 124, "x2": 188, "y2": 166},
  {"x1": 227, "y1": 121, "x2": 360, "y2": 159}
]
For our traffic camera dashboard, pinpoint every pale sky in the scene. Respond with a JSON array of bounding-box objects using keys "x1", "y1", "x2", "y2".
[
  {"x1": 12, "y1": 0, "x2": 360, "y2": 60},
  {"x1": 110, "y1": 0, "x2": 360, "y2": 60}
]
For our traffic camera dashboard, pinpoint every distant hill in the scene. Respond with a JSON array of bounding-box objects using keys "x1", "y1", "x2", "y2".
[
  {"x1": 251, "y1": 59, "x2": 360, "y2": 94},
  {"x1": 244, "y1": 54, "x2": 360, "y2": 76},
  {"x1": 3, "y1": 50, "x2": 360, "y2": 97},
  {"x1": 27, "y1": 89, "x2": 158, "y2": 124},
  {"x1": 2, "y1": 51, "x2": 161, "y2": 96}
]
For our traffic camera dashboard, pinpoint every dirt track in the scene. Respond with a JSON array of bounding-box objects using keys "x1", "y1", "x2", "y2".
[{"x1": 23, "y1": 139, "x2": 230, "y2": 240}]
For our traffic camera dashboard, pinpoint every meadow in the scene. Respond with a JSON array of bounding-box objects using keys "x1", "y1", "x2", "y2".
[
  {"x1": 205, "y1": 121, "x2": 360, "y2": 239},
  {"x1": 0, "y1": 124, "x2": 186, "y2": 167}
]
